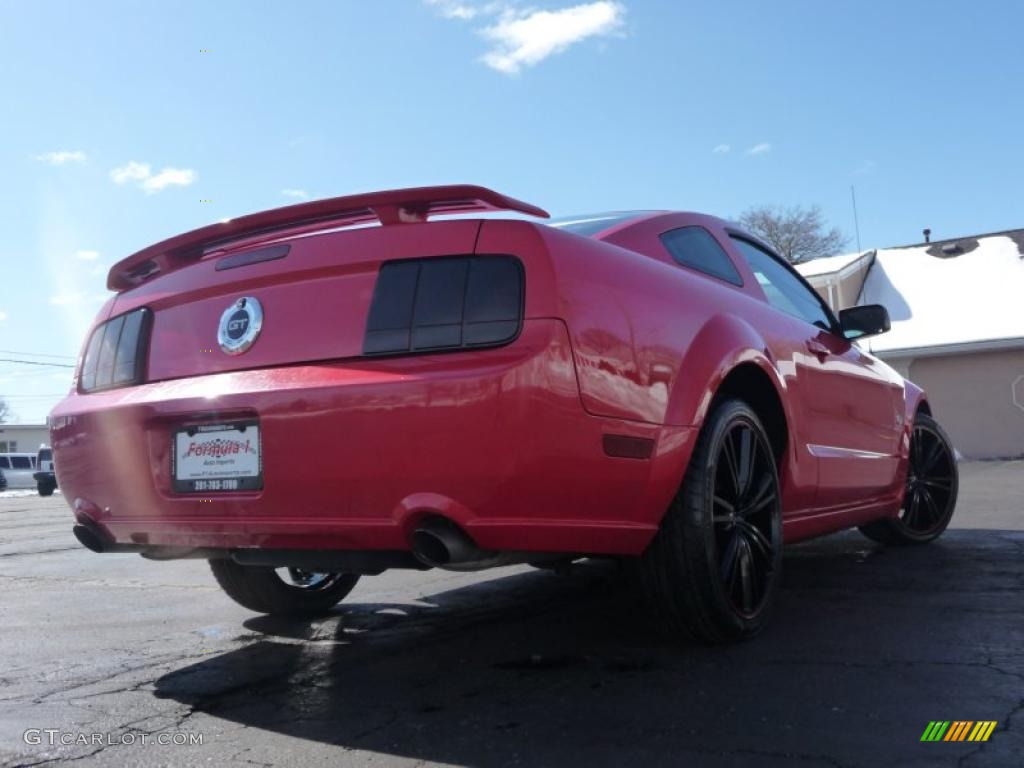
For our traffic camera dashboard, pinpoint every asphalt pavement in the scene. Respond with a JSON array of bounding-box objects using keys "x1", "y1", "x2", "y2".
[{"x1": 0, "y1": 460, "x2": 1021, "y2": 767}]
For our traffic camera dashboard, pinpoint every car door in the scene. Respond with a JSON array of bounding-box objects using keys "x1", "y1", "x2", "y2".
[{"x1": 729, "y1": 237, "x2": 904, "y2": 508}]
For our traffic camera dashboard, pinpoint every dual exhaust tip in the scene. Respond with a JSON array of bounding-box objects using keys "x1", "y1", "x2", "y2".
[
  {"x1": 74, "y1": 516, "x2": 500, "y2": 568},
  {"x1": 74, "y1": 517, "x2": 550, "y2": 573}
]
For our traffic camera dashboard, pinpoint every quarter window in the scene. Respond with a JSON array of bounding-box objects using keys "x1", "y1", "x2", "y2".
[
  {"x1": 730, "y1": 237, "x2": 834, "y2": 330},
  {"x1": 660, "y1": 227, "x2": 743, "y2": 286}
]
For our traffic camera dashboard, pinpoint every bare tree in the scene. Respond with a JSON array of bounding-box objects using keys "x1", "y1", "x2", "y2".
[
  {"x1": 0, "y1": 398, "x2": 10, "y2": 424},
  {"x1": 738, "y1": 204, "x2": 848, "y2": 263}
]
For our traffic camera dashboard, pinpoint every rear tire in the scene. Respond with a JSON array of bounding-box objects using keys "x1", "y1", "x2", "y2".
[
  {"x1": 859, "y1": 412, "x2": 958, "y2": 545},
  {"x1": 209, "y1": 559, "x2": 360, "y2": 616},
  {"x1": 639, "y1": 398, "x2": 783, "y2": 643},
  {"x1": 37, "y1": 483, "x2": 55, "y2": 497}
]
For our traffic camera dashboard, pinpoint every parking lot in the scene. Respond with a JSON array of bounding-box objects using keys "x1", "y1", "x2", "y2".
[{"x1": 0, "y1": 461, "x2": 1021, "y2": 768}]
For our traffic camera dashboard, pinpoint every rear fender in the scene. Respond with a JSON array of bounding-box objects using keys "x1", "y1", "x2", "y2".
[
  {"x1": 664, "y1": 313, "x2": 789, "y2": 429},
  {"x1": 634, "y1": 314, "x2": 797, "y2": 531}
]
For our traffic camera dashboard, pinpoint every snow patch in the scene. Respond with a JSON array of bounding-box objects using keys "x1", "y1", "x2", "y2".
[
  {"x1": 862, "y1": 235, "x2": 1024, "y2": 353},
  {"x1": 0, "y1": 489, "x2": 61, "y2": 499}
]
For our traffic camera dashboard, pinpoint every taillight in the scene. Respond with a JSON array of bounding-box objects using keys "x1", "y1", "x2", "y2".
[
  {"x1": 363, "y1": 255, "x2": 523, "y2": 355},
  {"x1": 79, "y1": 308, "x2": 152, "y2": 392}
]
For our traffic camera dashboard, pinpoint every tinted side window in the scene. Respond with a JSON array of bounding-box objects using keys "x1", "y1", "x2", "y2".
[
  {"x1": 11, "y1": 456, "x2": 31, "y2": 470},
  {"x1": 660, "y1": 227, "x2": 743, "y2": 286},
  {"x1": 0, "y1": 457, "x2": 8, "y2": 469},
  {"x1": 730, "y1": 237, "x2": 834, "y2": 330}
]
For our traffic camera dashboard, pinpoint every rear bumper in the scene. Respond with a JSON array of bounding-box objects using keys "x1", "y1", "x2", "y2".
[{"x1": 51, "y1": 319, "x2": 695, "y2": 557}]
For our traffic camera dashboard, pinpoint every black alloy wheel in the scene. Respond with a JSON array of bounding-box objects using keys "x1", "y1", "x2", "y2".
[
  {"x1": 859, "y1": 412, "x2": 958, "y2": 544},
  {"x1": 639, "y1": 398, "x2": 783, "y2": 643},
  {"x1": 712, "y1": 418, "x2": 781, "y2": 618},
  {"x1": 210, "y1": 559, "x2": 360, "y2": 616}
]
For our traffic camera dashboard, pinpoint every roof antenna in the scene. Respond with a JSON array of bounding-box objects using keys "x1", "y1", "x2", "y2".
[
  {"x1": 923, "y1": 228, "x2": 931, "y2": 243},
  {"x1": 850, "y1": 186, "x2": 862, "y2": 252}
]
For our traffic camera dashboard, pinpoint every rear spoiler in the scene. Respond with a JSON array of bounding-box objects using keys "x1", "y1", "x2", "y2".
[{"x1": 107, "y1": 184, "x2": 549, "y2": 291}]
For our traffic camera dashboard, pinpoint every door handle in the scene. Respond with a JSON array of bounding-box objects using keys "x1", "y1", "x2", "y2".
[{"x1": 806, "y1": 339, "x2": 831, "y2": 359}]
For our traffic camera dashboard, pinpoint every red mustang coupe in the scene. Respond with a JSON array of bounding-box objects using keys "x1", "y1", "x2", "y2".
[{"x1": 51, "y1": 185, "x2": 958, "y2": 643}]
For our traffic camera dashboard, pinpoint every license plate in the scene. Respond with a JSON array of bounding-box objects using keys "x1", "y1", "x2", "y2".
[{"x1": 172, "y1": 420, "x2": 262, "y2": 493}]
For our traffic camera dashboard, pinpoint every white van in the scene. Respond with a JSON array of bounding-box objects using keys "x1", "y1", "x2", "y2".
[{"x1": 0, "y1": 453, "x2": 37, "y2": 490}]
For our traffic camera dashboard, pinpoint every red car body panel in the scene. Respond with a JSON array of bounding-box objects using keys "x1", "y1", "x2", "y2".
[{"x1": 51, "y1": 186, "x2": 926, "y2": 561}]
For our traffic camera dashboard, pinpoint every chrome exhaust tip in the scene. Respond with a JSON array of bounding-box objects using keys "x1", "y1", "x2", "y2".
[
  {"x1": 411, "y1": 517, "x2": 484, "y2": 568},
  {"x1": 72, "y1": 524, "x2": 106, "y2": 553},
  {"x1": 410, "y1": 517, "x2": 549, "y2": 572}
]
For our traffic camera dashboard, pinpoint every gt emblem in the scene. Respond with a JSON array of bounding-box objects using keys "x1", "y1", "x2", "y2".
[{"x1": 217, "y1": 297, "x2": 263, "y2": 355}]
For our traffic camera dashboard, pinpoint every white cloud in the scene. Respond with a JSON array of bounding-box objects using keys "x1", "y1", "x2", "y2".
[
  {"x1": 0, "y1": 310, "x2": 7, "y2": 322},
  {"x1": 282, "y1": 188, "x2": 310, "y2": 200},
  {"x1": 110, "y1": 161, "x2": 151, "y2": 184},
  {"x1": 427, "y1": 0, "x2": 487, "y2": 18},
  {"x1": 75, "y1": 249, "x2": 100, "y2": 261},
  {"x1": 747, "y1": 142, "x2": 772, "y2": 156},
  {"x1": 853, "y1": 159, "x2": 877, "y2": 176},
  {"x1": 110, "y1": 161, "x2": 196, "y2": 193},
  {"x1": 35, "y1": 150, "x2": 86, "y2": 166},
  {"x1": 480, "y1": 2, "x2": 626, "y2": 75},
  {"x1": 712, "y1": 144, "x2": 731, "y2": 154},
  {"x1": 141, "y1": 167, "x2": 196, "y2": 193}
]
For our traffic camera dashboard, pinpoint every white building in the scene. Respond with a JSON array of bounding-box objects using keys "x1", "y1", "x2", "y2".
[
  {"x1": 0, "y1": 423, "x2": 49, "y2": 454},
  {"x1": 797, "y1": 229, "x2": 1024, "y2": 459}
]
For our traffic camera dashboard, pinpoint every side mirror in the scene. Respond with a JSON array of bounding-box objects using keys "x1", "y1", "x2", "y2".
[{"x1": 839, "y1": 304, "x2": 890, "y2": 340}]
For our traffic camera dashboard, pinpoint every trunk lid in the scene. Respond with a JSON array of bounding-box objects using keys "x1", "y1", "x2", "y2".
[{"x1": 112, "y1": 220, "x2": 483, "y2": 382}]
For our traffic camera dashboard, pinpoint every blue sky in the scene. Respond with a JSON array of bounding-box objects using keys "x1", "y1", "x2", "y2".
[{"x1": 2, "y1": 0, "x2": 1023, "y2": 423}]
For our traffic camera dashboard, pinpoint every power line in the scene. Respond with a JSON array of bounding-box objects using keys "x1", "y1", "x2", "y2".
[
  {"x1": 0, "y1": 367, "x2": 73, "y2": 378},
  {"x1": 0, "y1": 397, "x2": 68, "y2": 403},
  {"x1": 0, "y1": 350, "x2": 76, "y2": 360},
  {"x1": 0, "y1": 359, "x2": 75, "y2": 369}
]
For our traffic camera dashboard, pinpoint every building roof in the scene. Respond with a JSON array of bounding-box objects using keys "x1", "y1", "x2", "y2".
[
  {"x1": 794, "y1": 250, "x2": 873, "y2": 278},
  {"x1": 861, "y1": 231, "x2": 1024, "y2": 355}
]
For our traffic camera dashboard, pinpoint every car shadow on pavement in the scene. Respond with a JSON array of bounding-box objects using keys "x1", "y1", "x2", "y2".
[{"x1": 153, "y1": 530, "x2": 1024, "y2": 767}]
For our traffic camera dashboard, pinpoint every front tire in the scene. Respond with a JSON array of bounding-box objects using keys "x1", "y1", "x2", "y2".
[
  {"x1": 37, "y1": 483, "x2": 55, "y2": 497},
  {"x1": 639, "y1": 398, "x2": 783, "y2": 643},
  {"x1": 859, "y1": 412, "x2": 958, "y2": 544},
  {"x1": 209, "y1": 559, "x2": 360, "y2": 616}
]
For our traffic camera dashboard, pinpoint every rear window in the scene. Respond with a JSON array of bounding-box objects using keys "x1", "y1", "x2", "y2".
[
  {"x1": 660, "y1": 226, "x2": 743, "y2": 286},
  {"x1": 547, "y1": 211, "x2": 657, "y2": 237},
  {"x1": 11, "y1": 456, "x2": 31, "y2": 469}
]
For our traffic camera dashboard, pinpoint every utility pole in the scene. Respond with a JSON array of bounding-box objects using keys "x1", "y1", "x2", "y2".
[{"x1": 850, "y1": 185, "x2": 862, "y2": 253}]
